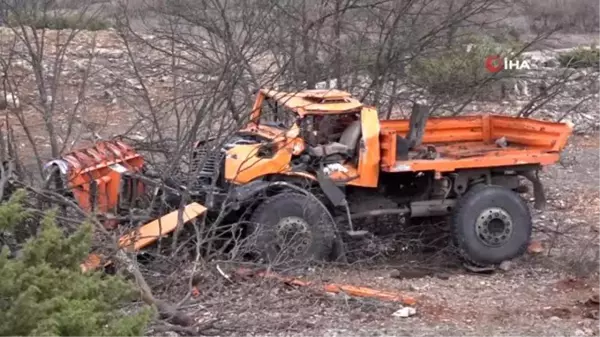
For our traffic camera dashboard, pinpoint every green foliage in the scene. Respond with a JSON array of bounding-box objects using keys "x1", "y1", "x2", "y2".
[
  {"x1": 409, "y1": 37, "x2": 521, "y2": 97},
  {"x1": 0, "y1": 189, "x2": 30, "y2": 232},
  {"x1": 558, "y1": 47, "x2": 600, "y2": 69},
  {"x1": 0, "y1": 193, "x2": 152, "y2": 336},
  {"x1": 6, "y1": 13, "x2": 112, "y2": 31}
]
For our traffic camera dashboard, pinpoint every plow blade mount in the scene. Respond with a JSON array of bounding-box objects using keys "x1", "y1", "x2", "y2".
[{"x1": 81, "y1": 202, "x2": 207, "y2": 272}]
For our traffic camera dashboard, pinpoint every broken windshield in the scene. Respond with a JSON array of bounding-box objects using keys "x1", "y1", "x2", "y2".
[{"x1": 259, "y1": 98, "x2": 297, "y2": 129}]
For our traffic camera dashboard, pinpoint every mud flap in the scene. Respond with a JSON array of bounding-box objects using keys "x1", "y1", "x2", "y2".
[
  {"x1": 520, "y1": 170, "x2": 546, "y2": 210},
  {"x1": 316, "y1": 168, "x2": 346, "y2": 207},
  {"x1": 80, "y1": 202, "x2": 207, "y2": 272}
]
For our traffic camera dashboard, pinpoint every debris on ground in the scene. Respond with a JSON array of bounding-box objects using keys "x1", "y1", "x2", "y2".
[
  {"x1": 392, "y1": 306, "x2": 417, "y2": 318},
  {"x1": 527, "y1": 240, "x2": 544, "y2": 254},
  {"x1": 498, "y1": 260, "x2": 513, "y2": 271},
  {"x1": 463, "y1": 263, "x2": 496, "y2": 274},
  {"x1": 235, "y1": 268, "x2": 417, "y2": 305}
]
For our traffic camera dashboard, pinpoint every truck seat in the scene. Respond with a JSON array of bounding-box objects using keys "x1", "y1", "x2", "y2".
[{"x1": 308, "y1": 120, "x2": 361, "y2": 158}]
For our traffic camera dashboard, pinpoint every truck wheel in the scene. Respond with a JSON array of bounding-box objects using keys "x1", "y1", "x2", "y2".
[
  {"x1": 249, "y1": 192, "x2": 336, "y2": 265},
  {"x1": 451, "y1": 184, "x2": 532, "y2": 265}
]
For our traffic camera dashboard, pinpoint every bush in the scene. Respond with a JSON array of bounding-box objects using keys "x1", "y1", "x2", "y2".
[
  {"x1": 522, "y1": 0, "x2": 599, "y2": 33},
  {"x1": 6, "y1": 13, "x2": 112, "y2": 31},
  {"x1": 558, "y1": 47, "x2": 600, "y2": 69},
  {"x1": 409, "y1": 38, "x2": 521, "y2": 98},
  {"x1": 0, "y1": 190, "x2": 152, "y2": 336}
]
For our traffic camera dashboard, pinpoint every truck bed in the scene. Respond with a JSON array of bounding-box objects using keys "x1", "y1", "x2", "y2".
[{"x1": 379, "y1": 114, "x2": 572, "y2": 173}]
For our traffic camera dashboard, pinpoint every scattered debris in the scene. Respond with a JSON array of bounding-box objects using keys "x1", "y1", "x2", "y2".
[
  {"x1": 586, "y1": 294, "x2": 599, "y2": 305},
  {"x1": 463, "y1": 262, "x2": 495, "y2": 274},
  {"x1": 498, "y1": 260, "x2": 513, "y2": 271},
  {"x1": 585, "y1": 309, "x2": 598, "y2": 320},
  {"x1": 389, "y1": 268, "x2": 451, "y2": 280},
  {"x1": 495, "y1": 136, "x2": 508, "y2": 148},
  {"x1": 235, "y1": 268, "x2": 417, "y2": 306},
  {"x1": 216, "y1": 264, "x2": 233, "y2": 283},
  {"x1": 434, "y1": 272, "x2": 451, "y2": 280},
  {"x1": 389, "y1": 268, "x2": 432, "y2": 279},
  {"x1": 542, "y1": 306, "x2": 572, "y2": 319},
  {"x1": 392, "y1": 306, "x2": 417, "y2": 318},
  {"x1": 527, "y1": 240, "x2": 544, "y2": 254},
  {"x1": 323, "y1": 163, "x2": 348, "y2": 175}
]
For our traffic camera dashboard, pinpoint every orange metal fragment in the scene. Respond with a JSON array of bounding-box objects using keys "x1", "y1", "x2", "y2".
[
  {"x1": 236, "y1": 268, "x2": 416, "y2": 306},
  {"x1": 80, "y1": 253, "x2": 104, "y2": 272},
  {"x1": 118, "y1": 202, "x2": 207, "y2": 251},
  {"x1": 527, "y1": 240, "x2": 544, "y2": 254},
  {"x1": 80, "y1": 202, "x2": 207, "y2": 272},
  {"x1": 323, "y1": 284, "x2": 417, "y2": 305}
]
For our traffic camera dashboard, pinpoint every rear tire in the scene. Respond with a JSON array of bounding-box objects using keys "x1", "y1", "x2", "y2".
[
  {"x1": 248, "y1": 192, "x2": 336, "y2": 266},
  {"x1": 451, "y1": 184, "x2": 532, "y2": 265}
]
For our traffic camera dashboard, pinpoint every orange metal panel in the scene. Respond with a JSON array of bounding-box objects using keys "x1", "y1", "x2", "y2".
[
  {"x1": 80, "y1": 202, "x2": 208, "y2": 272},
  {"x1": 118, "y1": 202, "x2": 207, "y2": 251},
  {"x1": 379, "y1": 114, "x2": 572, "y2": 173},
  {"x1": 386, "y1": 152, "x2": 560, "y2": 173},
  {"x1": 345, "y1": 106, "x2": 380, "y2": 187},
  {"x1": 224, "y1": 143, "x2": 293, "y2": 184},
  {"x1": 260, "y1": 89, "x2": 363, "y2": 115}
]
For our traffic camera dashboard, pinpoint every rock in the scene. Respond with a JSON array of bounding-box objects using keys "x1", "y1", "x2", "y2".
[
  {"x1": 126, "y1": 78, "x2": 143, "y2": 90},
  {"x1": 0, "y1": 93, "x2": 20, "y2": 109},
  {"x1": 390, "y1": 268, "x2": 431, "y2": 279},
  {"x1": 95, "y1": 48, "x2": 124, "y2": 59},
  {"x1": 543, "y1": 59, "x2": 560, "y2": 68},
  {"x1": 549, "y1": 316, "x2": 561, "y2": 321},
  {"x1": 574, "y1": 329, "x2": 586, "y2": 336},
  {"x1": 392, "y1": 306, "x2": 417, "y2": 318},
  {"x1": 163, "y1": 331, "x2": 180, "y2": 337},
  {"x1": 498, "y1": 260, "x2": 513, "y2": 271},
  {"x1": 435, "y1": 272, "x2": 451, "y2": 280},
  {"x1": 103, "y1": 89, "x2": 114, "y2": 100}
]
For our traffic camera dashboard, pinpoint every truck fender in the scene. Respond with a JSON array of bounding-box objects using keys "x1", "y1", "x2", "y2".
[{"x1": 232, "y1": 179, "x2": 272, "y2": 202}]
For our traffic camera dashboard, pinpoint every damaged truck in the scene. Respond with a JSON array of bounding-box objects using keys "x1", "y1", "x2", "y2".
[{"x1": 41, "y1": 89, "x2": 573, "y2": 269}]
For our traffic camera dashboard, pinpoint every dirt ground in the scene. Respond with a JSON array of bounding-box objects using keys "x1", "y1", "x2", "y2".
[{"x1": 181, "y1": 133, "x2": 599, "y2": 337}]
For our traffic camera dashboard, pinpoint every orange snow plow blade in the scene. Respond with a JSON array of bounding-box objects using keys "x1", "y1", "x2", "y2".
[{"x1": 81, "y1": 202, "x2": 207, "y2": 272}]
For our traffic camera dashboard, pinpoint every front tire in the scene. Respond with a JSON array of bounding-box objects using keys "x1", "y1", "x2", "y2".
[
  {"x1": 248, "y1": 192, "x2": 337, "y2": 266},
  {"x1": 451, "y1": 184, "x2": 532, "y2": 265}
]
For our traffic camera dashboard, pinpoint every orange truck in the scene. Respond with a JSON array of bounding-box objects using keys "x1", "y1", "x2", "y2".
[{"x1": 43, "y1": 89, "x2": 573, "y2": 269}]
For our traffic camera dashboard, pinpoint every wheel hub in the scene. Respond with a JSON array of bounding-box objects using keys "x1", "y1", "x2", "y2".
[
  {"x1": 275, "y1": 216, "x2": 311, "y2": 253},
  {"x1": 475, "y1": 207, "x2": 513, "y2": 247}
]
